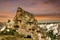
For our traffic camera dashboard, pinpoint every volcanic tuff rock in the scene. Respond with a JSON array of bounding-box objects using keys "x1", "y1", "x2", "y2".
[{"x1": 13, "y1": 7, "x2": 40, "y2": 40}]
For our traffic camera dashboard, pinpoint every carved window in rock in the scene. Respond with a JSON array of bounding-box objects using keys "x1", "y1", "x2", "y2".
[
  {"x1": 32, "y1": 28, "x2": 35, "y2": 31},
  {"x1": 14, "y1": 25, "x2": 19, "y2": 29},
  {"x1": 26, "y1": 35, "x2": 32, "y2": 38},
  {"x1": 20, "y1": 14, "x2": 23, "y2": 16},
  {"x1": 28, "y1": 29, "x2": 31, "y2": 31},
  {"x1": 28, "y1": 28, "x2": 35, "y2": 32},
  {"x1": 36, "y1": 30, "x2": 40, "y2": 33},
  {"x1": 27, "y1": 22, "x2": 34, "y2": 26}
]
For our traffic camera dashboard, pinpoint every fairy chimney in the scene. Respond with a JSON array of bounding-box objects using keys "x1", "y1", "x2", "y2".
[{"x1": 13, "y1": 7, "x2": 40, "y2": 40}]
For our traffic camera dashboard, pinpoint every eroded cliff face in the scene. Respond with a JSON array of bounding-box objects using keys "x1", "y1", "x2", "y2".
[{"x1": 13, "y1": 7, "x2": 40, "y2": 40}]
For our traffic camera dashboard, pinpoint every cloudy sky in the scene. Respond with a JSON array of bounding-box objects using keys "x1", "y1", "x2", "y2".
[{"x1": 0, "y1": 0, "x2": 60, "y2": 22}]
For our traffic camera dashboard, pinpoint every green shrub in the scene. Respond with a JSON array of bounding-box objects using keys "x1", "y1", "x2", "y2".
[{"x1": 46, "y1": 30, "x2": 56, "y2": 40}]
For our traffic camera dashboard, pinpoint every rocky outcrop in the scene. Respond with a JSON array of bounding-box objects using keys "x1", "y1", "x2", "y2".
[{"x1": 13, "y1": 7, "x2": 40, "y2": 40}]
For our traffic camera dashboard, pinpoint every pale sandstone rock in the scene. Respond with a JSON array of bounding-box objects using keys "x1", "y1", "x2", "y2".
[{"x1": 13, "y1": 7, "x2": 40, "y2": 40}]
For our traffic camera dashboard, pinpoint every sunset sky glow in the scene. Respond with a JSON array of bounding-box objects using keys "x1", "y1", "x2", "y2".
[{"x1": 0, "y1": 0, "x2": 60, "y2": 22}]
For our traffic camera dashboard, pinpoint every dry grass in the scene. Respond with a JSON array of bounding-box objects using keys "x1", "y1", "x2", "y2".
[{"x1": 0, "y1": 35, "x2": 32, "y2": 40}]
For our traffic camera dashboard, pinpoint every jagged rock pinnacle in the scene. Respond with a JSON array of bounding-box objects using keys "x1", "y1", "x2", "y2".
[
  {"x1": 17, "y1": 7, "x2": 22, "y2": 12},
  {"x1": 13, "y1": 7, "x2": 40, "y2": 40}
]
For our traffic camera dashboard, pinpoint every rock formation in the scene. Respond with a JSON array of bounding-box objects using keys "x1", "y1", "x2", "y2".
[
  {"x1": 13, "y1": 7, "x2": 40, "y2": 40},
  {"x1": 0, "y1": 7, "x2": 60, "y2": 40}
]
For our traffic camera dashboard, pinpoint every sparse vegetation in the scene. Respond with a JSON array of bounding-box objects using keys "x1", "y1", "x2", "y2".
[
  {"x1": 0, "y1": 28, "x2": 32, "y2": 40},
  {"x1": 46, "y1": 30, "x2": 56, "y2": 40},
  {"x1": 0, "y1": 35, "x2": 32, "y2": 40},
  {"x1": 0, "y1": 28, "x2": 17, "y2": 35}
]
